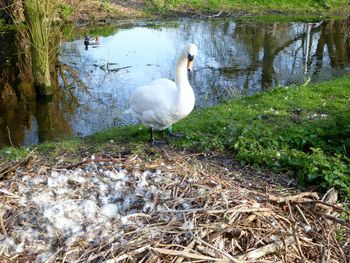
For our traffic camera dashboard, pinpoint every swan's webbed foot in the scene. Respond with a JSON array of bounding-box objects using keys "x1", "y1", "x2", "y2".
[
  {"x1": 149, "y1": 127, "x2": 168, "y2": 146},
  {"x1": 166, "y1": 126, "x2": 183, "y2": 139},
  {"x1": 151, "y1": 140, "x2": 168, "y2": 146},
  {"x1": 150, "y1": 127, "x2": 155, "y2": 145},
  {"x1": 169, "y1": 131, "x2": 183, "y2": 138}
]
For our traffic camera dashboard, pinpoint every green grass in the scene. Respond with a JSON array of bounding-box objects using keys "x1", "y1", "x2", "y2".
[
  {"x1": 146, "y1": 0, "x2": 350, "y2": 15},
  {"x1": 59, "y1": 3, "x2": 74, "y2": 19},
  {"x1": 175, "y1": 75, "x2": 350, "y2": 198},
  {"x1": 0, "y1": 18, "x2": 18, "y2": 31},
  {"x1": 0, "y1": 125, "x2": 148, "y2": 164},
  {"x1": 238, "y1": 14, "x2": 339, "y2": 23},
  {"x1": 0, "y1": 147, "x2": 32, "y2": 160}
]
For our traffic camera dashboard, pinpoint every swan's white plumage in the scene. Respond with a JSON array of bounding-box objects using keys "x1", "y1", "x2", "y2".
[{"x1": 127, "y1": 44, "x2": 198, "y2": 131}]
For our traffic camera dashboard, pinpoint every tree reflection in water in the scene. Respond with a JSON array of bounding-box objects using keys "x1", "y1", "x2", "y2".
[
  {"x1": 0, "y1": 30, "x2": 80, "y2": 147},
  {"x1": 194, "y1": 19, "x2": 350, "y2": 97},
  {"x1": 1, "y1": 19, "x2": 349, "y2": 147}
]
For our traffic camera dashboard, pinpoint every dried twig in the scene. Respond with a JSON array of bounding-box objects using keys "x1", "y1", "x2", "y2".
[
  {"x1": 152, "y1": 247, "x2": 230, "y2": 262},
  {"x1": 0, "y1": 215, "x2": 7, "y2": 236},
  {"x1": 1, "y1": 150, "x2": 349, "y2": 263},
  {"x1": 0, "y1": 151, "x2": 34, "y2": 179},
  {"x1": 103, "y1": 246, "x2": 150, "y2": 262},
  {"x1": 268, "y1": 192, "x2": 319, "y2": 203},
  {"x1": 236, "y1": 236, "x2": 295, "y2": 260}
]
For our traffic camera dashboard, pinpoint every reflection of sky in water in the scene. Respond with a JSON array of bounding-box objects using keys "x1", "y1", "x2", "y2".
[
  {"x1": 60, "y1": 24, "x2": 207, "y2": 135},
  {"x1": 59, "y1": 20, "x2": 350, "y2": 137}
]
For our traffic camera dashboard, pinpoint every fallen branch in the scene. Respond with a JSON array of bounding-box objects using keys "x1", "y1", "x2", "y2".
[{"x1": 268, "y1": 192, "x2": 319, "y2": 204}]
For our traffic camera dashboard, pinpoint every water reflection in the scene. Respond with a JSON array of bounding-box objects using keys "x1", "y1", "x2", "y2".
[
  {"x1": 1, "y1": 19, "x2": 349, "y2": 147},
  {"x1": 0, "y1": 31, "x2": 74, "y2": 147}
]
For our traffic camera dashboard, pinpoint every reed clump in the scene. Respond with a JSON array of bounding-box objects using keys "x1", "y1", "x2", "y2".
[{"x1": 23, "y1": 0, "x2": 65, "y2": 95}]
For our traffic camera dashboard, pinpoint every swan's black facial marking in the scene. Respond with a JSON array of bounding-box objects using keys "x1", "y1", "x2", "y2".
[{"x1": 187, "y1": 53, "x2": 195, "y2": 61}]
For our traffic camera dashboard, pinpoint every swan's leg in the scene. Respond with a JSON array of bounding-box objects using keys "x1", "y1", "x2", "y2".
[
  {"x1": 167, "y1": 125, "x2": 183, "y2": 138},
  {"x1": 150, "y1": 127, "x2": 155, "y2": 144}
]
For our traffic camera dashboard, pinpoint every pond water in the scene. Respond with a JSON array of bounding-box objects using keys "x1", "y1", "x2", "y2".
[{"x1": 0, "y1": 18, "x2": 349, "y2": 147}]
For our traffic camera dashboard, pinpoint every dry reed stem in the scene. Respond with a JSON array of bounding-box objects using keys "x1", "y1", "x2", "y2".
[{"x1": 0, "y1": 151, "x2": 349, "y2": 262}]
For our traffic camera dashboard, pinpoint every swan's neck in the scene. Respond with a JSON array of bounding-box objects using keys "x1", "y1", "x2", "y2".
[
  {"x1": 174, "y1": 55, "x2": 190, "y2": 88},
  {"x1": 174, "y1": 54, "x2": 195, "y2": 115}
]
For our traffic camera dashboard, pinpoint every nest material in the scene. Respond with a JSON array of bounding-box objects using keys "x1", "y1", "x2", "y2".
[{"x1": 0, "y1": 150, "x2": 349, "y2": 263}]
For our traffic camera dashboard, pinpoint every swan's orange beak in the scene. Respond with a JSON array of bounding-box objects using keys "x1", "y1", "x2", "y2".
[
  {"x1": 187, "y1": 60, "x2": 193, "y2": 72},
  {"x1": 187, "y1": 53, "x2": 195, "y2": 72}
]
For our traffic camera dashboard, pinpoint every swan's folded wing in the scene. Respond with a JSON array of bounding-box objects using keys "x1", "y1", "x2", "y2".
[
  {"x1": 130, "y1": 79, "x2": 177, "y2": 114},
  {"x1": 129, "y1": 79, "x2": 178, "y2": 129}
]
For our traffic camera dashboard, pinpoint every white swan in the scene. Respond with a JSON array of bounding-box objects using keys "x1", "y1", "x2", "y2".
[{"x1": 126, "y1": 43, "x2": 198, "y2": 143}]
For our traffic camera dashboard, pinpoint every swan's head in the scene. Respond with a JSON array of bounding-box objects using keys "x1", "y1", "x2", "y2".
[{"x1": 183, "y1": 44, "x2": 198, "y2": 72}]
